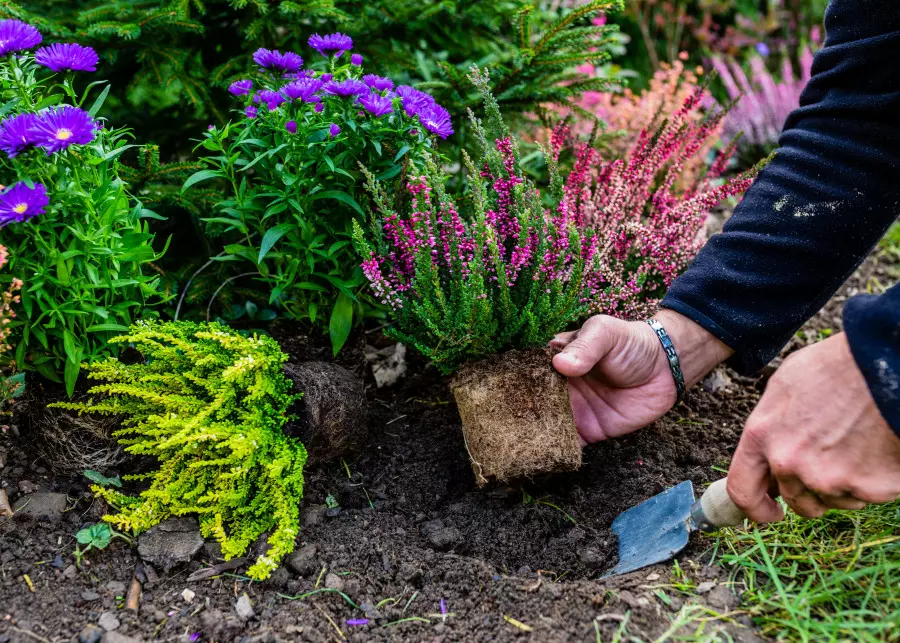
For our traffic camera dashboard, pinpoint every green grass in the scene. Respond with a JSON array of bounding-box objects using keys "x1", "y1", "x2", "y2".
[{"x1": 714, "y1": 500, "x2": 900, "y2": 642}]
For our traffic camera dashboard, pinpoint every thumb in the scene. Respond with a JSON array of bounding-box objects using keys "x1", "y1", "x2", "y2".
[
  {"x1": 727, "y1": 425, "x2": 785, "y2": 524},
  {"x1": 552, "y1": 315, "x2": 618, "y2": 378}
]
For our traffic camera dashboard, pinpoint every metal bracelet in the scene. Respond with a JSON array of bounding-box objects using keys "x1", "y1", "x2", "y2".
[{"x1": 646, "y1": 318, "x2": 686, "y2": 404}]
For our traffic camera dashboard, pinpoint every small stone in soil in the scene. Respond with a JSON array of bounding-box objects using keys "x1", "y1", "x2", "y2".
[
  {"x1": 136, "y1": 516, "x2": 203, "y2": 571},
  {"x1": 18, "y1": 480, "x2": 39, "y2": 494},
  {"x1": 105, "y1": 580, "x2": 126, "y2": 595},
  {"x1": 98, "y1": 612, "x2": 120, "y2": 631},
  {"x1": 421, "y1": 520, "x2": 461, "y2": 550},
  {"x1": 286, "y1": 544, "x2": 318, "y2": 577},
  {"x1": 181, "y1": 588, "x2": 196, "y2": 603},
  {"x1": 12, "y1": 492, "x2": 68, "y2": 521},
  {"x1": 695, "y1": 581, "x2": 716, "y2": 594},
  {"x1": 100, "y1": 633, "x2": 142, "y2": 643},
  {"x1": 325, "y1": 506, "x2": 341, "y2": 518},
  {"x1": 81, "y1": 590, "x2": 101, "y2": 602},
  {"x1": 235, "y1": 593, "x2": 255, "y2": 621},
  {"x1": 63, "y1": 564, "x2": 77, "y2": 579},
  {"x1": 302, "y1": 505, "x2": 325, "y2": 528},
  {"x1": 324, "y1": 572, "x2": 345, "y2": 591},
  {"x1": 78, "y1": 624, "x2": 103, "y2": 643}
]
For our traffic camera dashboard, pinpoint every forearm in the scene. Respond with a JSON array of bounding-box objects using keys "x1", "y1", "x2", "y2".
[
  {"x1": 662, "y1": 0, "x2": 900, "y2": 374},
  {"x1": 654, "y1": 309, "x2": 733, "y2": 389}
]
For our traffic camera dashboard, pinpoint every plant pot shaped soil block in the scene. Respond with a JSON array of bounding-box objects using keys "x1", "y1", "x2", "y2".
[{"x1": 450, "y1": 348, "x2": 581, "y2": 485}]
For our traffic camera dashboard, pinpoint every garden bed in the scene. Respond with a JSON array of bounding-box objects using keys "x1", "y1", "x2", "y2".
[{"x1": 0, "y1": 253, "x2": 893, "y2": 643}]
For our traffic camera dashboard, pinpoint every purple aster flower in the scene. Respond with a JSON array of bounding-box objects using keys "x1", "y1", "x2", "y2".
[
  {"x1": 314, "y1": 103, "x2": 324, "y2": 113},
  {"x1": 324, "y1": 79, "x2": 368, "y2": 98},
  {"x1": 418, "y1": 103, "x2": 453, "y2": 139},
  {"x1": 321, "y1": 73, "x2": 333, "y2": 82},
  {"x1": 358, "y1": 92, "x2": 393, "y2": 118},
  {"x1": 252, "y1": 48, "x2": 303, "y2": 75},
  {"x1": 0, "y1": 182, "x2": 48, "y2": 226},
  {"x1": 281, "y1": 78, "x2": 323, "y2": 103},
  {"x1": 245, "y1": 105, "x2": 258, "y2": 119},
  {"x1": 351, "y1": 53, "x2": 363, "y2": 66},
  {"x1": 29, "y1": 105, "x2": 97, "y2": 154},
  {"x1": 253, "y1": 89, "x2": 286, "y2": 111},
  {"x1": 0, "y1": 20, "x2": 42, "y2": 56},
  {"x1": 396, "y1": 85, "x2": 436, "y2": 117},
  {"x1": 308, "y1": 33, "x2": 353, "y2": 58},
  {"x1": 34, "y1": 43, "x2": 98, "y2": 72},
  {"x1": 228, "y1": 79, "x2": 253, "y2": 96},
  {"x1": 329, "y1": 123, "x2": 341, "y2": 137},
  {"x1": 362, "y1": 74, "x2": 394, "y2": 92},
  {"x1": 285, "y1": 120, "x2": 297, "y2": 134},
  {"x1": 0, "y1": 113, "x2": 38, "y2": 158}
]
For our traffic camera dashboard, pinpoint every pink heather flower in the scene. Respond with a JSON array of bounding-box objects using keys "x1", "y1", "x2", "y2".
[
  {"x1": 0, "y1": 182, "x2": 48, "y2": 226},
  {"x1": 351, "y1": 53, "x2": 363, "y2": 66},
  {"x1": 0, "y1": 113, "x2": 38, "y2": 158},
  {"x1": 35, "y1": 43, "x2": 98, "y2": 72},
  {"x1": 228, "y1": 79, "x2": 253, "y2": 96},
  {"x1": 29, "y1": 106, "x2": 97, "y2": 154},
  {"x1": 329, "y1": 123, "x2": 341, "y2": 137},
  {"x1": 285, "y1": 120, "x2": 297, "y2": 134}
]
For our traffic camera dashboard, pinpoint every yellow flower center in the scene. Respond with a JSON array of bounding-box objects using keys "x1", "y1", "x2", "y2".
[
  {"x1": 13, "y1": 203, "x2": 27, "y2": 215},
  {"x1": 55, "y1": 128, "x2": 73, "y2": 141}
]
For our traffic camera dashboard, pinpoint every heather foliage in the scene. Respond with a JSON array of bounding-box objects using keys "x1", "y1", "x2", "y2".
[
  {"x1": 0, "y1": 22, "x2": 167, "y2": 395},
  {"x1": 190, "y1": 35, "x2": 448, "y2": 354},
  {"x1": 552, "y1": 82, "x2": 759, "y2": 318},
  {"x1": 52, "y1": 320, "x2": 306, "y2": 581},
  {"x1": 353, "y1": 69, "x2": 605, "y2": 372}
]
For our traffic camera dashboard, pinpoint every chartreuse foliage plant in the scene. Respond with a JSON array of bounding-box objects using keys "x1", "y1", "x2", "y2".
[
  {"x1": 52, "y1": 320, "x2": 306, "y2": 580},
  {"x1": 189, "y1": 35, "x2": 449, "y2": 354},
  {"x1": 0, "y1": 20, "x2": 167, "y2": 395},
  {"x1": 353, "y1": 68, "x2": 605, "y2": 373}
]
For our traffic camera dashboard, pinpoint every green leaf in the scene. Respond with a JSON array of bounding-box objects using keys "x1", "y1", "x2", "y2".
[
  {"x1": 310, "y1": 190, "x2": 365, "y2": 216},
  {"x1": 88, "y1": 85, "x2": 111, "y2": 117},
  {"x1": 182, "y1": 170, "x2": 222, "y2": 193},
  {"x1": 64, "y1": 357, "x2": 80, "y2": 398},
  {"x1": 376, "y1": 164, "x2": 404, "y2": 181},
  {"x1": 4, "y1": 372, "x2": 25, "y2": 399},
  {"x1": 83, "y1": 469, "x2": 122, "y2": 488},
  {"x1": 329, "y1": 292, "x2": 354, "y2": 357},
  {"x1": 257, "y1": 223, "x2": 295, "y2": 263},
  {"x1": 86, "y1": 324, "x2": 131, "y2": 333},
  {"x1": 394, "y1": 145, "x2": 411, "y2": 163}
]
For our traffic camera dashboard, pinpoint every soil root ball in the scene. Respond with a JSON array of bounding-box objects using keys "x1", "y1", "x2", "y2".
[
  {"x1": 451, "y1": 348, "x2": 581, "y2": 485},
  {"x1": 20, "y1": 384, "x2": 126, "y2": 476},
  {"x1": 283, "y1": 361, "x2": 368, "y2": 465}
]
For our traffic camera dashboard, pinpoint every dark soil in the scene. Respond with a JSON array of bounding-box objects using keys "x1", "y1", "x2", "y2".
[{"x1": 0, "y1": 253, "x2": 891, "y2": 643}]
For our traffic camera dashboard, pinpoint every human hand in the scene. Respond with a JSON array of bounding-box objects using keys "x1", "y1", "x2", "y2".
[
  {"x1": 551, "y1": 310, "x2": 732, "y2": 444},
  {"x1": 727, "y1": 332, "x2": 900, "y2": 522}
]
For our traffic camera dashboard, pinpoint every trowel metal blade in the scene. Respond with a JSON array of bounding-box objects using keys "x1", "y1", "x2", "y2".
[{"x1": 603, "y1": 480, "x2": 695, "y2": 577}]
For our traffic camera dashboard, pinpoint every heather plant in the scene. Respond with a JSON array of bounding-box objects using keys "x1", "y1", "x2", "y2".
[
  {"x1": 709, "y1": 46, "x2": 814, "y2": 167},
  {"x1": 52, "y1": 320, "x2": 306, "y2": 580},
  {"x1": 353, "y1": 68, "x2": 605, "y2": 372},
  {"x1": 190, "y1": 34, "x2": 451, "y2": 354},
  {"x1": 551, "y1": 83, "x2": 760, "y2": 318},
  {"x1": 0, "y1": 20, "x2": 167, "y2": 395}
]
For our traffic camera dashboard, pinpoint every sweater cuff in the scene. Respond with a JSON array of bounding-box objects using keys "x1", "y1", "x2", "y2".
[{"x1": 844, "y1": 293, "x2": 900, "y2": 438}]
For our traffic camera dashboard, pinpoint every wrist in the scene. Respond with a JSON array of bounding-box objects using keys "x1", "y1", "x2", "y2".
[{"x1": 653, "y1": 309, "x2": 734, "y2": 389}]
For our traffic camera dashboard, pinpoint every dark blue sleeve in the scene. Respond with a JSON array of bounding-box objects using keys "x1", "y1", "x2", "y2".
[{"x1": 661, "y1": 0, "x2": 900, "y2": 389}]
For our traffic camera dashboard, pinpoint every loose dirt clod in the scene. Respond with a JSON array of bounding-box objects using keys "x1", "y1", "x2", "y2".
[
  {"x1": 451, "y1": 348, "x2": 581, "y2": 485},
  {"x1": 283, "y1": 361, "x2": 368, "y2": 465}
]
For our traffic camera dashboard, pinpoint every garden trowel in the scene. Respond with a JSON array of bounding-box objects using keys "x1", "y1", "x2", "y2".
[{"x1": 604, "y1": 478, "x2": 747, "y2": 577}]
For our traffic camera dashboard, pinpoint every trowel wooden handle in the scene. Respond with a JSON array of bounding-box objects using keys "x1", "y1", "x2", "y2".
[{"x1": 692, "y1": 478, "x2": 747, "y2": 529}]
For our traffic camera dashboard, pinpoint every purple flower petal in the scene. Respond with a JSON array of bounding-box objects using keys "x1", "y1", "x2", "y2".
[
  {"x1": 29, "y1": 105, "x2": 97, "y2": 154},
  {"x1": 308, "y1": 32, "x2": 353, "y2": 58},
  {"x1": 346, "y1": 619, "x2": 369, "y2": 627},
  {"x1": 0, "y1": 20, "x2": 41, "y2": 56},
  {"x1": 0, "y1": 181, "x2": 48, "y2": 226},
  {"x1": 35, "y1": 43, "x2": 98, "y2": 73}
]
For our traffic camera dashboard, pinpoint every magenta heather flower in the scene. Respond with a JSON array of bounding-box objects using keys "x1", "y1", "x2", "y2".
[
  {"x1": 285, "y1": 120, "x2": 297, "y2": 134},
  {"x1": 418, "y1": 104, "x2": 453, "y2": 139},
  {"x1": 329, "y1": 123, "x2": 341, "y2": 137},
  {"x1": 29, "y1": 106, "x2": 96, "y2": 154},
  {"x1": 0, "y1": 182, "x2": 48, "y2": 226},
  {"x1": 351, "y1": 53, "x2": 363, "y2": 66},
  {"x1": 228, "y1": 80, "x2": 253, "y2": 96},
  {"x1": 281, "y1": 78, "x2": 323, "y2": 103},
  {"x1": 363, "y1": 74, "x2": 393, "y2": 92},
  {"x1": 308, "y1": 33, "x2": 353, "y2": 58},
  {"x1": 245, "y1": 105, "x2": 258, "y2": 119},
  {"x1": 358, "y1": 92, "x2": 393, "y2": 117},
  {"x1": 0, "y1": 20, "x2": 41, "y2": 56},
  {"x1": 0, "y1": 113, "x2": 38, "y2": 158},
  {"x1": 252, "y1": 48, "x2": 303, "y2": 75},
  {"x1": 253, "y1": 89, "x2": 286, "y2": 111},
  {"x1": 324, "y1": 79, "x2": 368, "y2": 98},
  {"x1": 34, "y1": 43, "x2": 98, "y2": 72}
]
